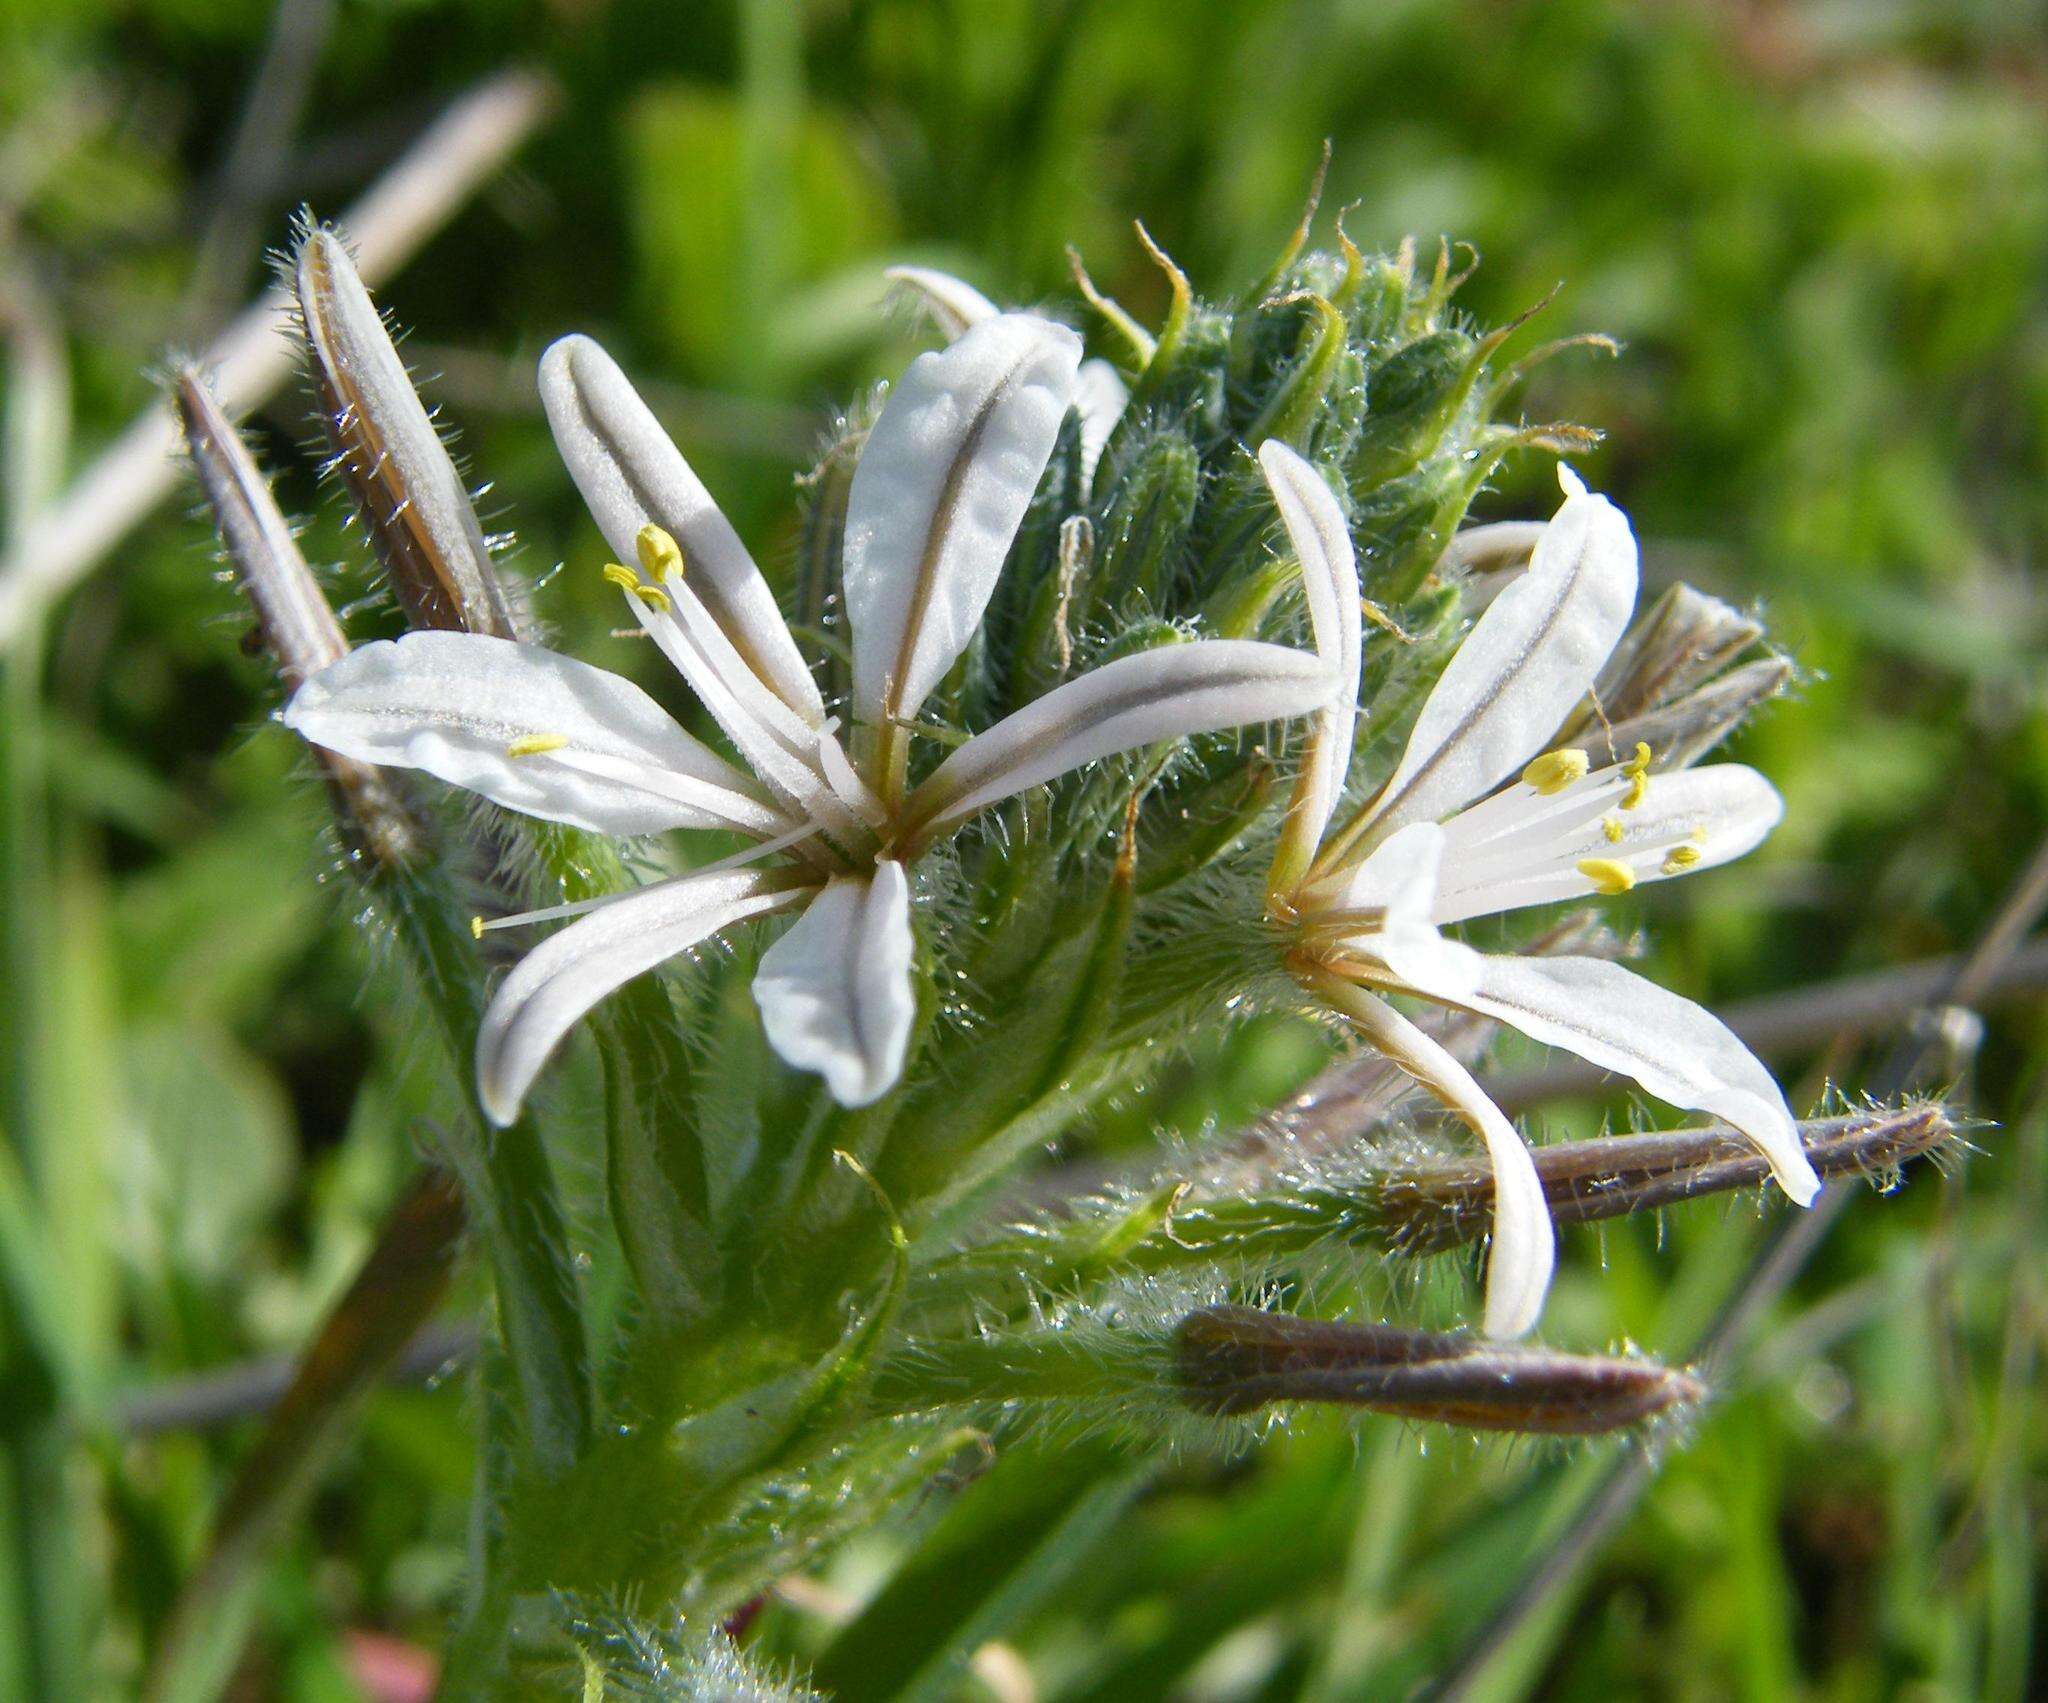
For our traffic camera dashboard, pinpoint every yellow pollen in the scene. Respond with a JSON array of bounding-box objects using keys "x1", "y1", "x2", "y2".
[
  {"x1": 629, "y1": 582, "x2": 673, "y2": 613},
  {"x1": 1521, "y1": 747, "x2": 1590, "y2": 795},
  {"x1": 1601, "y1": 813, "x2": 1626, "y2": 844},
  {"x1": 506, "y1": 733, "x2": 569, "y2": 758},
  {"x1": 1661, "y1": 844, "x2": 1703, "y2": 874},
  {"x1": 1621, "y1": 740, "x2": 1653, "y2": 779},
  {"x1": 601, "y1": 562, "x2": 641, "y2": 593},
  {"x1": 1576, "y1": 857, "x2": 1638, "y2": 896},
  {"x1": 1621, "y1": 771, "x2": 1649, "y2": 811},
  {"x1": 1690, "y1": 825, "x2": 1709, "y2": 844},
  {"x1": 469, "y1": 915, "x2": 485, "y2": 940},
  {"x1": 636, "y1": 524, "x2": 684, "y2": 582}
]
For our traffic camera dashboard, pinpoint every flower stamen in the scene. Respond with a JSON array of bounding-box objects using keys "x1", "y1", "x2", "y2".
[
  {"x1": 1576, "y1": 856, "x2": 1638, "y2": 895},
  {"x1": 1521, "y1": 747, "x2": 1590, "y2": 795},
  {"x1": 635, "y1": 523, "x2": 685, "y2": 583},
  {"x1": 505, "y1": 733, "x2": 570, "y2": 757}
]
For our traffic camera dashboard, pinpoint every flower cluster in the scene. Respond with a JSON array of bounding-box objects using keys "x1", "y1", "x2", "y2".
[
  {"x1": 283, "y1": 250, "x2": 1815, "y2": 1345},
  {"x1": 181, "y1": 213, "x2": 1946, "y2": 1687}
]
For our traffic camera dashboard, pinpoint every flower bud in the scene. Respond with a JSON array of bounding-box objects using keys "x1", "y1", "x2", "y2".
[
  {"x1": 174, "y1": 367, "x2": 422, "y2": 868},
  {"x1": 1175, "y1": 1306, "x2": 1702, "y2": 1434},
  {"x1": 295, "y1": 225, "x2": 522, "y2": 640}
]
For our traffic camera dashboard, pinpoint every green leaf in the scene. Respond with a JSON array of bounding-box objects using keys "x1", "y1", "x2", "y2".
[{"x1": 809, "y1": 1439, "x2": 1153, "y2": 1703}]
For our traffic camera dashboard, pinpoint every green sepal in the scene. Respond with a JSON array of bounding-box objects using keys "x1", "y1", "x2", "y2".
[
  {"x1": 372, "y1": 863, "x2": 591, "y2": 1480},
  {"x1": 879, "y1": 853, "x2": 1136, "y2": 1209},
  {"x1": 1348, "y1": 328, "x2": 1480, "y2": 487},
  {"x1": 1007, "y1": 510, "x2": 1095, "y2": 709},
  {"x1": 1092, "y1": 428, "x2": 1201, "y2": 617},
  {"x1": 504, "y1": 1171, "x2": 910, "y2": 1601},
  {"x1": 527, "y1": 825, "x2": 719, "y2": 1329},
  {"x1": 976, "y1": 411, "x2": 1085, "y2": 723},
  {"x1": 1245, "y1": 293, "x2": 1354, "y2": 451},
  {"x1": 1132, "y1": 750, "x2": 1279, "y2": 894},
  {"x1": 794, "y1": 412, "x2": 865, "y2": 708}
]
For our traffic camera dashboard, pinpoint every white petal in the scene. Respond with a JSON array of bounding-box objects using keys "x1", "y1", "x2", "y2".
[
  {"x1": 1313, "y1": 973, "x2": 1553, "y2": 1339},
  {"x1": 538, "y1": 334, "x2": 823, "y2": 723},
  {"x1": 752, "y1": 861, "x2": 916, "y2": 1107},
  {"x1": 1075, "y1": 357, "x2": 1129, "y2": 491},
  {"x1": 621, "y1": 576, "x2": 868, "y2": 847},
  {"x1": 1450, "y1": 953, "x2": 1820, "y2": 1205},
  {"x1": 884, "y1": 265, "x2": 999, "y2": 339},
  {"x1": 1433, "y1": 764, "x2": 1783, "y2": 925},
  {"x1": 476, "y1": 868, "x2": 807, "y2": 1125},
  {"x1": 1258, "y1": 441, "x2": 1362, "y2": 865},
  {"x1": 282, "y1": 631, "x2": 785, "y2": 838},
  {"x1": 1331, "y1": 822, "x2": 1482, "y2": 1002},
  {"x1": 1359, "y1": 478, "x2": 1637, "y2": 839},
  {"x1": 1439, "y1": 519, "x2": 1547, "y2": 576},
  {"x1": 844, "y1": 313, "x2": 1082, "y2": 737},
  {"x1": 902, "y1": 640, "x2": 1331, "y2": 838}
]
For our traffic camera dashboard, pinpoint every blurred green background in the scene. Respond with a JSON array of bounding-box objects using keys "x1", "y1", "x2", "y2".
[{"x1": 1, "y1": 0, "x2": 2044, "y2": 1696}]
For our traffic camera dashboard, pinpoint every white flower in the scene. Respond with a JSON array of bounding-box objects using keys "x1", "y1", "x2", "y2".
[
  {"x1": 1258, "y1": 441, "x2": 1820, "y2": 1340},
  {"x1": 286, "y1": 313, "x2": 1330, "y2": 1124}
]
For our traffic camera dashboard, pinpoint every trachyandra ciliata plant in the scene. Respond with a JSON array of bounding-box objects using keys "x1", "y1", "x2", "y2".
[{"x1": 176, "y1": 205, "x2": 1949, "y2": 1696}]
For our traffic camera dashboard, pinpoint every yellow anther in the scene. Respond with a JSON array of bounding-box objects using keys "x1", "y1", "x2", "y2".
[
  {"x1": 1576, "y1": 857, "x2": 1638, "y2": 896},
  {"x1": 629, "y1": 582, "x2": 673, "y2": 613},
  {"x1": 469, "y1": 915, "x2": 485, "y2": 940},
  {"x1": 601, "y1": 562, "x2": 641, "y2": 593},
  {"x1": 1621, "y1": 771, "x2": 1650, "y2": 811},
  {"x1": 636, "y1": 524, "x2": 684, "y2": 582},
  {"x1": 506, "y1": 733, "x2": 569, "y2": 758},
  {"x1": 1521, "y1": 747, "x2": 1590, "y2": 795},
  {"x1": 1661, "y1": 844, "x2": 1704, "y2": 875},
  {"x1": 1621, "y1": 740, "x2": 1654, "y2": 778},
  {"x1": 1601, "y1": 813, "x2": 1626, "y2": 844}
]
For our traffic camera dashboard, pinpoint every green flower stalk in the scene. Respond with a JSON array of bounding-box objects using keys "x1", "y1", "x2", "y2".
[{"x1": 174, "y1": 209, "x2": 1946, "y2": 1692}]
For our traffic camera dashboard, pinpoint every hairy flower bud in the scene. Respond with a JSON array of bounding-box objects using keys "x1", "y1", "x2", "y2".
[
  {"x1": 295, "y1": 225, "x2": 523, "y2": 639},
  {"x1": 1175, "y1": 1306, "x2": 1702, "y2": 1433},
  {"x1": 174, "y1": 366, "x2": 422, "y2": 868}
]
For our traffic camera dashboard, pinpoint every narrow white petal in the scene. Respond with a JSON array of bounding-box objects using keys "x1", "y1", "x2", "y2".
[
  {"x1": 1075, "y1": 357, "x2": 1129, "y2": 490},
  {"x1": 282, "y1": 631, "x2": 784, "y2": 838},
  {"x1": 1450, "y1": 953, "x2": 1820, "y2": 1205},
  {"x1": 1433, "y1": 765, "x2": 1783, "y2": 924},
  {"x1": 752, "y1": 861, "x2": 916, "y2": 1107},
  {"x1": 1313, "y1": 973, "x2": 1554, "y2": 1340},
  {"x1": 618, "y1": 581, "x2": 872, "y2": 850},
  {"x1": 1359, "y1": 478, "x2": 1637, "y2": 839},
  {"x1": 844, "y1": 313, "x2": 1082, "y2": 738},
  {"x1": 1259, "y1": 441, "x2": 1362, "y2": 868},
  {"x1": 539, "y1": 334, "x2": 823, "y2": 722},
  {"x1": 1331, "y1": 822, "x2": 1483, "y2": 1001},
  {"x1": 476, "y1": 868, "x2": 808, "y2": 1126},
  {"x1": 903, "y1": 640, "x2": 1331, "y2": 837},
  {"x1": 1439, "y1": 519, "x2": 1547, "y2": 576},
  {"x1": 884, "y1": 265, "x2": 999, "y2": 339}
]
